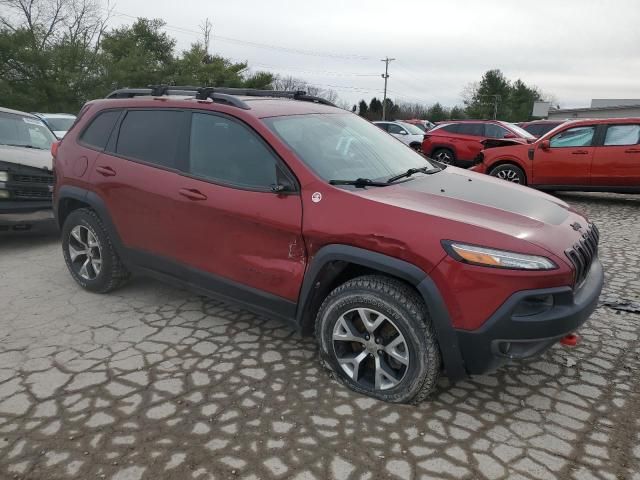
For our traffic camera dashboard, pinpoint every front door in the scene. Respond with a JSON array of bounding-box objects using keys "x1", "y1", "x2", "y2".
[
  {"x1": 532, "y1": 125, "x2": 596, "y2": 186},
  {"x1": 172, "y1": 111, "x2": 305, "y2": 304},
  {"x1": 591, "y1": 123, "x2": 640, "y2": 187}
]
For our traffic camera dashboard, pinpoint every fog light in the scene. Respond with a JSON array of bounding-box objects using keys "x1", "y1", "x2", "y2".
[
  {"x1": 513, "y1": 294, "x2": 554, "y2": 317},
  {"x1": 0, "y1": 189, "x2": 9, "y2": 199}
]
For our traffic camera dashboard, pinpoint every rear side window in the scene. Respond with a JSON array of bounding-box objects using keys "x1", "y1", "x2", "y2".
[
  {"x1": 116, "y1": 110, "x2": 184, "y2": 168},
  {"x1": 80, "y1": 110, "x2": 120, "y2": 150},
  {"x1": 604, "y1": 125, "x2": 640, "y2": 146},
  {"x1": 550, "y1": 126, "x2": 595, "y2": 148},
  {"x1": 440, "y1": 124, "x2": 460, "y2": 134},
  {"x1": 457, "y1": 123, "x2": 484, "y2": 136},
  {"x1": 375, "y1": 123, "x2": 389, "y2": 131},
  {"x1": 188, "y1": 113, "x2": 279, "y2": 189}
]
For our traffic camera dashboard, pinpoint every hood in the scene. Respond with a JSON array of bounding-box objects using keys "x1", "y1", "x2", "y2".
[
  {"x1": 0, "y1": 145, "x2": 53, "y2": 171},
  {"x1": 358, "y1": 167, "x2": 587, "y2": 258}
]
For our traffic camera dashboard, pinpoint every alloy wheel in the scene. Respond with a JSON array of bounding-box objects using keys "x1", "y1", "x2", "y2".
[
  {"x1": 68, "y1": 225, "x2": 102, "y2": 280},
  {"x1": 495, "y1": 168, "x2": 521, "y2": 183},
  {"x1": 435, "y1": 151, "x2": 452, "y2": 164},
  {"x1": 332, "y1": 308, "x2": 409, "y2": 391}
]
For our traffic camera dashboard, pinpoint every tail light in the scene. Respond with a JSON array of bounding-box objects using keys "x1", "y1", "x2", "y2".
[{"x1": 51, "y1": 141, "x2": 60, "y2": 158}]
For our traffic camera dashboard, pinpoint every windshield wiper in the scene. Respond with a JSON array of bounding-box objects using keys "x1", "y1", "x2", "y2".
[
  {"x1": 386, "y1": 166, "x2": 441, "y2": 184},
  {"x1": 0, "y1": 143, "x2": 42, "y2": 150},
  {"x1": 329, "y1": 178, "x2": 389, "y2": 188}
]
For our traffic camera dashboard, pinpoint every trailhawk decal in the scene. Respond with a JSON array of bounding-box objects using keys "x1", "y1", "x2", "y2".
[{"x1": 311, "y1": 192, "x2": 322, "y2": 203}]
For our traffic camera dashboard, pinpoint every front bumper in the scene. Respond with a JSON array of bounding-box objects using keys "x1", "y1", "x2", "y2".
[
  {"x1": 0, "y1": 202, "x2": 55, "y2": 231},
  {"x1": 455, "y1": 257, "x2": 604, "y2": 375}
]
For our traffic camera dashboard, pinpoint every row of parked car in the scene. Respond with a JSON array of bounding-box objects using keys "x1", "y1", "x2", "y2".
[{"x1": 375, "y1": 117, "x2": 640, "y2": 193}]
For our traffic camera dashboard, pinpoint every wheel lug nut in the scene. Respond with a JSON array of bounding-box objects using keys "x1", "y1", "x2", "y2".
[
  {"x1": 378, "y1": 350, "x2": 383, "y2": 355},
  {"x1": 375, "y1": 338, "x2": 380, "y2": 344}
]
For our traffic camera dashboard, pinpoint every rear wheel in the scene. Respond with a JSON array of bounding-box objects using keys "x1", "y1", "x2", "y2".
[
  {"x1": 490, "y1": 164, "x2": 526, "y2": 185},
  {"x1": 61, "y1": 208, "x2": 130, "y2": 293},
  {"x1": 432, "y1": 148, "x2": 455, "y2": 165},
  {"x1": 315, "y1": 275, "x2": 441, "y2": 404}
]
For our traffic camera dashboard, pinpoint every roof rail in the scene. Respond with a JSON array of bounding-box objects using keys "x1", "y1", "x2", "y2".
[{"x1": 105, "y1": 85, "x2": 336, "y2": 109}]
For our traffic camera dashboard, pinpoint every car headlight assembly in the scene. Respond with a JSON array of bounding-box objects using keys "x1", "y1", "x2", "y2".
[
  {"x1": 0, "y1": 171, "x2": 8, "y2": 182},
  {"x1": 443, "y1": 241, "x2": 557, "y2": 270}
]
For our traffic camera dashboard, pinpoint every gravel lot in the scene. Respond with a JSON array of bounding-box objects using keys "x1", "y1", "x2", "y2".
[{"x1": 0, "y1": 192, "x2": 639, "y2": 480}]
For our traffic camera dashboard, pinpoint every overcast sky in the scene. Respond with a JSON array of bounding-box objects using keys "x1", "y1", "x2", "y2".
[{"x1": 111, "y1": 0, "x2": 640, "y2": 108}]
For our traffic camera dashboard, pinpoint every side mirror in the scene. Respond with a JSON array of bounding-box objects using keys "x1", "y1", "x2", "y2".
[
  {"x1": 540, "y1": 140, "x2": 550, "y2": 150},
  {"x1": 503, "y1": 132, "x2": 517, "y2": 139}
]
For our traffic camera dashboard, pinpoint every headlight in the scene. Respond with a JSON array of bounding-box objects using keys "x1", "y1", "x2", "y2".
[
  {"x1": 0, "y1": 189, "x2": 9, "y2": 199},
  {"x1": 0, "y1": 171, "x2": 8, "y2": 182},
  {"x1": 444, "y1": 241, "x2": 557, "y2": 270}
]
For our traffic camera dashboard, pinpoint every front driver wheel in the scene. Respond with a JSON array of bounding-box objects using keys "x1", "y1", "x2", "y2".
[
  {"x1": 315, "y1": 275, "x2": 441, "y2": 404},
  {"x1": 490, "y1": 164, "x2": 526, "y2": 185}
]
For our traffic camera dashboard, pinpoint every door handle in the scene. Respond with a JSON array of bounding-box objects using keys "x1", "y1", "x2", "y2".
[
  {"x1": 178, "y1": 188, "x2": 207, "y2": 201},
  {"x1": 571, "y1": 150, "x2": 589, "y2": 155},
  {"x1": 96, "y1": 165, "x2": 116, "y2": 176},
  {"x1": 624, "y1": 148, "x2": 640, "y2": 153}
]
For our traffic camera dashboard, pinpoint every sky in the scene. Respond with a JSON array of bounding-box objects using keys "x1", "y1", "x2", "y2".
[{"x1": 109, "y1": 0, "x2": 640, "y2": 109}]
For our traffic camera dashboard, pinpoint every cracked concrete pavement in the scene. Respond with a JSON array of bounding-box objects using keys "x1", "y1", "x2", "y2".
[{"x1": 0, "y1": 192, "x2": 639, "y2": 480}]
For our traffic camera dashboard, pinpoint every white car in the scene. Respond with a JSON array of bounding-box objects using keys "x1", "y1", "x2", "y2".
[
  {"x1": 32, "y1": 113, "x2": 76, "y2": 139},
  {"x1": 373, "y1": 121, "x2": 424, "y2": 151}
]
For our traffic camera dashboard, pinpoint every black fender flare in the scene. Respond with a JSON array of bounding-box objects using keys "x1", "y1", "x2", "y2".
[
  {"x1": 56, "y1": 185, "x2": 126, "y2": 255},
  {"x1": 296, "y1": 244, "x2": 467, "y2": 380}
]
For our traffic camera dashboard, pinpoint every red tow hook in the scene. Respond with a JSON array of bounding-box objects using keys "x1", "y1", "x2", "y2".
[{"x1": 560, "y1": 333, "x2": 581, "y2": 347}]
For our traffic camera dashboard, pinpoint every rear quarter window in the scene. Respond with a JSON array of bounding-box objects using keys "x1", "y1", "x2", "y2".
[{"x1": 80, "y1": 110, "x2": 121, "y2": 150}]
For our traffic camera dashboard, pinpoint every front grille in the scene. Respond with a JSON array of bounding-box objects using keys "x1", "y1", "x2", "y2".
[
  {"x1": 13, "y1": 188, "x2": 52, "y2": 199},
  {"x1": 12, "y1": 173, "x2": 52, "y2": 184},
  {"x1": 565, "y1": 223, "x2": 599, "y2": 288}
]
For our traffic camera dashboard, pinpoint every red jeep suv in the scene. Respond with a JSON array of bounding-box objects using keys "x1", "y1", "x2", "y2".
[
  {"x1": 422, "y1": 120, "x2": 535, "y2": 167},
  {"x1": 472, "y1": 117, "x2": 640, "y2": 192},
  {"x1": 53, "y1": 87, "x2": 604, "y2": 403}
]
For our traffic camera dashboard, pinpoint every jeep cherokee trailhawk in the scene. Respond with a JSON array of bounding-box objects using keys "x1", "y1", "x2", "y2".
[{"x1": 52, "y1": 86, "x2": 604, "y2": 403}]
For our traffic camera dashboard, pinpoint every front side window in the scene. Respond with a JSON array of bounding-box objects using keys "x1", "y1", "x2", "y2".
[
  {"x1": 116, "y1": 110, "x2": 184, "y2": 168},
  {"x1": 550, "y1": 126, "x2": 595, "y2": 148},
  {"x1": 189, "y1": 113, "x2": 279, "y2": 189},
  {"x1": 0, "y1": 113, "x2": 55, "y2": 150},
  {"x1": 264, "y1": 113, "x2": 436, "y2": 182},
  {"x1": 485, "y1": 124, "x2": 511, "y2": 139},
  {"x1": 604, "y1": 125, "x2": 640, "y2": 146},
  {"x1": 387, "y1": 124, "x2": 407, "y2": 135}
]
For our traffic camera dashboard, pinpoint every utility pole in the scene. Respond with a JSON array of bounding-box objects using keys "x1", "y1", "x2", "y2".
[{"x1": 381, "y1": 57, "x2": 395, "y2": 120}]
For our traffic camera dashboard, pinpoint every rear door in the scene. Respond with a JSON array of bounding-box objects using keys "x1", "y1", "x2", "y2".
[
  {"x1": 454, "y1": 122, "x2": 485, "y2": 161},
  {"x1": 591, "y1": 123, "x2": 640, "y2": 187},
  {"x1": 171, "y1": 111, "x2": 305, "y2": 304},
  {"x1": 532, "y1": 125, "x2": 596, "y2": 186},
  {"x1": 89, "y1": 109, "x2": 189, "y2": 274}
]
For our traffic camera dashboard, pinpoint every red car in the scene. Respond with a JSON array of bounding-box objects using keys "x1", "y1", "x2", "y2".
[
  {"x1": 52, "y1": 87, "x2": 603, "y2": 403},
  {"x1": 422, "y1": 120, "x2": 535, "y2": 167},
  {"x1": 472, "y1": 118, "x2": 640, "y2": 192}
]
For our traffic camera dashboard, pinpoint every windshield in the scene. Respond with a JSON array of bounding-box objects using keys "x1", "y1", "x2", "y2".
[
  {"x1": 264, "y1": 113, "x2": 436, "y2": 182},
  {"x1": 0, "y1": 112, "x2": 56, "y2": 150},
  {"x1": 507, "y1": 123, "x2": 536, "y2": 140},
  {"x1": 398, "y1": 122, "x2": 425, "y2": 135},
  {"x1": 407, "y1": 122, "x2": 427, "y2": 132},
  {"x1": 46, "y1": 116, "x2": 75, "y2": 132}
]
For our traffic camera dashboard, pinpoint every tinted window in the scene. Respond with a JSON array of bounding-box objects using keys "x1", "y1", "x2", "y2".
[
  {"x1": 80, "y1": 110, "x2": 120, "y2": 150},
  {"x1": 46, "y1": 117, "x2": 76, "y2": 132},
  {"x1": 440, "y1": 124, "x2": 460, "y2": 134},
  {"x1": 189, "y1": 113, "x2": 279, "y2": 188},
  {"x1": 374, "y1": 123, "x2": 389, "y2": 131},
  {"x1": 457, "y1": 123, "x2": 484, "y2": 136},
  {"x1": 550, "y1": 126, "x2": 595, "y2": 148},
  {"x1": 604, "y1": 125, "x2": 640, "y2": 146},
  {"x1": 485, "y1": 124, "x2": 511, "y2": 139},
  {"x1": 387, "y1": 124, "x2": 407, "y2": 135},
  {"x1": 116, "y1": 110, "x2": 184, "y2": 168}
]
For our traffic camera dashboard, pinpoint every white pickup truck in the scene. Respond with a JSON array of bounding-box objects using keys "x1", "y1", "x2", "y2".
[{"x1": 0, "y1": 107, "x2": 57, "y2": 232}]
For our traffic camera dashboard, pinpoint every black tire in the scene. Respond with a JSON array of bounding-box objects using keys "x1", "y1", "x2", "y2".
[
  {"x1": 409, "y1": 142, "x2": 422, "y2": 152},
  {"x1": 489, "y1": 163, "x2": 526, "y2": 185},
  {"x1": 315, "y1": 275, "x2": 441, "y2": 404},
  {"x1": 61, "y1": 208, "x2": 130, "y2": 293},
  {"x1": 431, "y1": 148, "x2": 455, "y2": 165}
]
